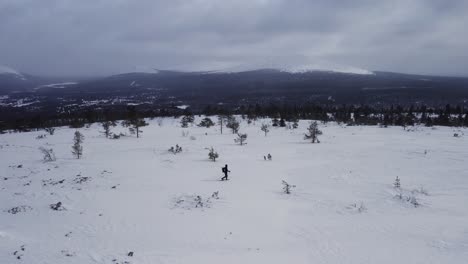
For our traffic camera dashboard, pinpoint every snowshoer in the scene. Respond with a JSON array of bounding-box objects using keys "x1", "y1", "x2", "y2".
[{"x1": 221, "y1": 164, "x2": 230, "y2": 181}]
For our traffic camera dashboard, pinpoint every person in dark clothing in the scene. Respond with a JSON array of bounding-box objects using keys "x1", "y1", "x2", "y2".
[{"x1": 221, "y1": 164, "x2": 231, "y2": 181}]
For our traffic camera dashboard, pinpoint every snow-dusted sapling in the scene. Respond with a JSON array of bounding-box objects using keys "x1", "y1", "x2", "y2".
[
  {"x1": 198, "y1": 117, "x2": 215, "y2": 128},
  {"x1": 208, "y1": 147, "x2": 219, "y2": 162},
  {"x1": 304, "y1": 121, "x2": 322, "y2": 143},
  {"x1": 282, "y1": 180, "x2": 296, "y2": 194},
  {"x1": 227, "y1": 117, "x2": 240, "y2": 134},
  {"x1": 39, "y1": 147, "x2": 56, "y2": 162},
  {"x1": 261, "y1": 123, "x2": 270, "y2": 136},
  {"x1": 101, "y1": 120, "x2": 116, "y2": 138},
  {"x1": 394, "y1": 176, "x2": 401, "y2": 188},
  {"x1": 217, "y1": 115, "x2": 225, "y2": 134},
  {"x1": 234, "y1": 133, "x2": 247, "y2": 145},
  {"x1": 71, "y1": 131, "x2": 84, "y2": 159}
]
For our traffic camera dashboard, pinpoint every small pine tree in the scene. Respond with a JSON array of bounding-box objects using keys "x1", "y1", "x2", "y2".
[
  {"x1": 123, "y1": 106, "x2": 148, "y2": 138},
  {"x1": 198, "y1": 117, "x2": 215, "y2": 128},
  {"x1": 304, "y1": 121, "x2": 322, "y2": 143},
  {"x1": 208, "y1": 147, "x2": 219, "y2": 162},
  {"x1": 261, "y1": 123, "x2": 270, "y2": 136},
  {"x1": 123, "y1": 119, "x2": 148, "y2": 138},
  {"x1": 71, "y1": 131, "x2": 84, "y2": 159},
  {"x1": 279, "y1": 118, "x2": 286, "y2": 127},
  {"x1": 272, "y1": 117, "x2": 279, "y2": 127},
  {"x1": 180, "y1": 114, "x2": 195, "y2": 128},
  {"x1": 292, "y1": 118, "x2": 299, "y2": 129},
  {"x1": 101, "y1": 121, "x2": 116, "y2": 138},
  {"x1": 226, "y1": 117, "x2": 240, "y2": 134},
  {"x1": 394, "y1": 176, "x2": 401, "y2": 188},
  {"x1": 234, "y1": 133, "x2": 247, "y2": 145}
]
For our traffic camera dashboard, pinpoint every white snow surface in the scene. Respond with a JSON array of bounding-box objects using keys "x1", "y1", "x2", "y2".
[{"x1": 1, "y1": 118, "x2": 468, "y2": 264}]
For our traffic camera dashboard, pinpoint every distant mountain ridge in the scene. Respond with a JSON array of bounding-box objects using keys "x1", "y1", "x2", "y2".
[{"x1": 1, "y1": 65, "x2": 468, "y2": 106}]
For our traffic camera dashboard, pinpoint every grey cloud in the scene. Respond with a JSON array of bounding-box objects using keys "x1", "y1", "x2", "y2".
[{"x1": 0, "y1": 0, "x2": 467, "y2": 76}]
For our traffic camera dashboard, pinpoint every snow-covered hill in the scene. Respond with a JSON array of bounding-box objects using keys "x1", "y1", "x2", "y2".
[
  {"x1": 204, "y1": 62, "x2": 374, "y2": 75},
  {"x1": 1, "y1": 119, "x2": 467, "y2": 263},
  {"x1": 0, "y1": 65, "x2": 26, "y2": 80},
  {"x1": 279, "y1": 64, "x2": 374, "y2": 75}
]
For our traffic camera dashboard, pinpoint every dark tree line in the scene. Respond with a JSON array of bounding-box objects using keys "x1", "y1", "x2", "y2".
[{"x1": 1, "y1": 102, "x2": 467, "y2": 133}]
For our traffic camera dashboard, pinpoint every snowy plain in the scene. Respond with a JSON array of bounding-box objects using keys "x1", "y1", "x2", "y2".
[{"x1": 1, "y1": 118, "x2": 467, "y2": 264}]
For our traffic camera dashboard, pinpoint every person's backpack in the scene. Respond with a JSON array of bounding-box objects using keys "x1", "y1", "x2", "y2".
[{"x1": 222, "y1": 167, "x2": 226, "y2": 173}]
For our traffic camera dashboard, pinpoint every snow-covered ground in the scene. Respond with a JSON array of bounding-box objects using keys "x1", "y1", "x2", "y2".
[{"x1": 1, "y1": 118, "x2": 467, "y2": 264}]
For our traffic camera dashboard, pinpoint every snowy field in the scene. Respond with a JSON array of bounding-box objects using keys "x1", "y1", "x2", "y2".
[{"x1": 1, "y1": 118, "x2": 468, "y2": 264}]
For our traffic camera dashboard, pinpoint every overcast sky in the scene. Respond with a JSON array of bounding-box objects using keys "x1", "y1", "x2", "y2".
[{"x1": 1, "y1": 0, "x2": 467, "y2": 76}]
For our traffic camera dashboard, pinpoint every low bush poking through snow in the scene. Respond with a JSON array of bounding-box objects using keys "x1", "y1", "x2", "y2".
[
  {"x1": 407, "y1": 195, "x2": 420, "y2": 207},
  {"x1": 6, "y1": 205, "x2": 33, "y2": 214},
  {"x1": 346, "y1": 202, "x2": 367, "y2": 213},
  {"x1": 45, "y1": 127, "x2": 55, "y2": 135},
  {"x1": 169, "y1": 144, "x2": 183, "y2": 154},
  {"x1": 412, "y1": 186, "x2": 429, "y2": 196},
  {"x1": 173, "y1": 193, "x2": 220, "y2": 210},
  {"x1": 73, "y1": 175, "x2": 91, "y2": 185},
  {"x1": 234, "y1": 133, "x2": 247, "y2": 145},
  {"x1": 42, "y1": 179, "x2": 65, "y2": 187},
  {"x1": 36, "y1": 134, "x2": 47, "y2": 140},
  {"x1": 50, "y1": 202, "x2": 66, "y2": 211},
  {"x1": 282, "y1": 180, "x2": 296, "y2": 194},
  {"x1": 39, "y1": 147, "x2": 56, "y2": 162},
  {"x1": 198, "y1": 117, "x2": 215, "y2": 128},
  {"x1": 394, "y1": 190, "x2": 421, "y2": 208}
]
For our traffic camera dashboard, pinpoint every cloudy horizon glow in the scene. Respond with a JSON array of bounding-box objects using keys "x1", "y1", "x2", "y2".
[{"x1": 1, "y1": 0, "x2": 468, "y2": 77}]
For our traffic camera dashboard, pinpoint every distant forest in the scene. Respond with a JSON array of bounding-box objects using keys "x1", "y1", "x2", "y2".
[{"x1": 1, "y1": 103, "x2": 467, "y2": 133}]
